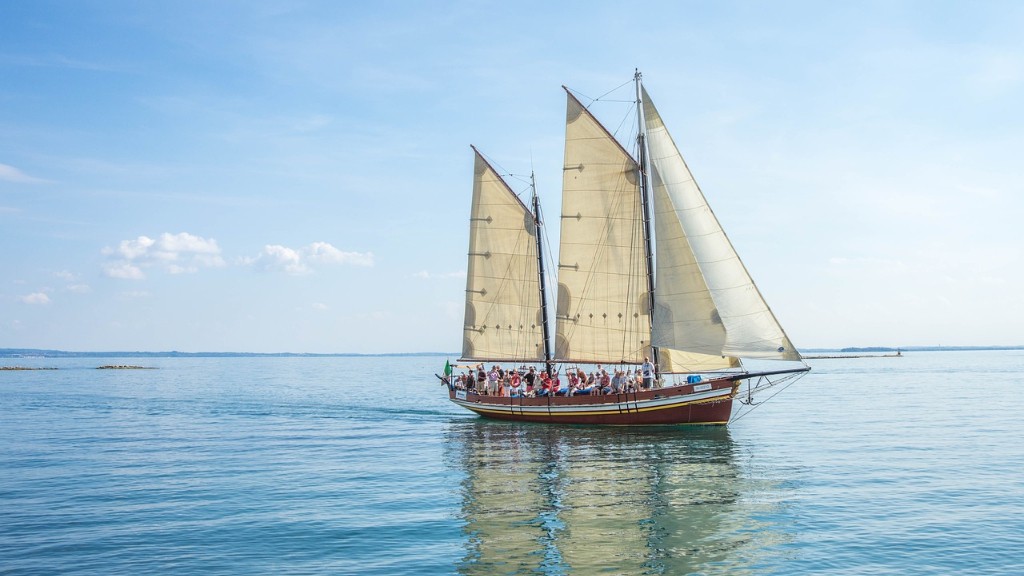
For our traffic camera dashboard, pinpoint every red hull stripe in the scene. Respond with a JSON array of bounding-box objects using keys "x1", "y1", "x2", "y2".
[{"x1": 447, "y1": 382, "x2": 737, "y2": 425}]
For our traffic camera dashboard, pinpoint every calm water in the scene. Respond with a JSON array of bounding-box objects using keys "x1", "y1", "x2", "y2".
[{"x1": 1, "y1": 351, "x2": 1023, "y2": 575}]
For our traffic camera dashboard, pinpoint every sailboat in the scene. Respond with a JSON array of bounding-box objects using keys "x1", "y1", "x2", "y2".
[{"x1": 442, "y1": 72, "x2": 809, "y2": 425}]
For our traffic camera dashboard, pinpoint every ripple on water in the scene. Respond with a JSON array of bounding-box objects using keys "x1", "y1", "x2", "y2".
[{"x1": 2, "y1": 352, "x2": 1024, "y2": 574}]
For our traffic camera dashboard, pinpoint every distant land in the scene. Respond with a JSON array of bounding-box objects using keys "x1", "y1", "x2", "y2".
[
  {"x1": 2, "y1": 346, "x2": 1022, "y2": 358},
  {"x1": 802, "y1": 346, "x2": 1023, "y2": 353}
]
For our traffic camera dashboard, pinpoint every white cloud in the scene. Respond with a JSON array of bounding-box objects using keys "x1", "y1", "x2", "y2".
[
  {"x1": 20, "y1": 292, "x2": 51, "y2": 305},
  {"x1": 306, "y1": 241, "x2": 375, "y2": 267},
  {"x1": 246, "y1": 244, "x2": 307, "y2": 274},
  {"x1": 102, "y1": 261, "x2": 146, "y2": 280},
  {"x1": 107, "y1": 235, "x2": 155, "y2": 260},
  {"x1": 245, "y1": 242, "x2": 373, "y2": 275},
  {"x1": 102, "y1": 232, "x2": 225, "y2": 279},
  {"x1": 0, "y1": 163, "x2": 48, "y2": 184},
  {"x1": 158, "y1": 232, "x2": 222, "y2": 255},
  {"x1": 53, "y1": 271, "x2": 90, "y2": 293},
  {"x1": 312, "y1": 302, "x2": 329, "y2": 310}
]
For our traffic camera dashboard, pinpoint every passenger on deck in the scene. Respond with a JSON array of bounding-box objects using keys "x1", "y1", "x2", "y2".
[
  {"x1": 476, "y1": 365, "x2": 487, "y2": 393},
  {"x1": 553, "y1": 372, "x2": 569, "y2": 396},
  {"x1": 487, "y1": 365, "x2": 500, "y2": 395},
  {"x1": 622, "y1": 366, "x2": 638, "y2": 389},
  {"x1": 537, "y1": 371, "x2": 552, "y2": 396},
  {"x1": 524, "y1": 366, "x2": 537, "y2": 395},
  {"x1": 566, "y1": 371, "x2": 579, "y2": 395},
  {"x1": 611, "y1": 370, "x2": 624, "y2": 394},
  {"x1": 509, "y1": 375, "x2": 523, "y2": 397},
  {"x1": 600, "y1": 370, "x2": 612, "y2": 394},
  {"x1": 641, "y1": 357, "x2": 655, "y2": 390},
  {"x1": 586, "y1": 372, "x2": 599, "y2": 395}
]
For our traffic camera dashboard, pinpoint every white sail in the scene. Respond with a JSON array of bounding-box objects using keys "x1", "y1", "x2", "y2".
[
  {"x1": 643, "y1": 87, "x2": 800, "y2": 361},
  {"x1": 659, "y1": 347, "x2": 739, "y2": 372},
  {"x1": 461, "y1": 148, "x2": 546, "y2": 362},
  {"x1": 554, "y1": 90, "x2": 650, "y2": 364}
]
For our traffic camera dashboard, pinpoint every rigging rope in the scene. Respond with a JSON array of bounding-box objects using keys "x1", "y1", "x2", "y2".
[
  {"x1": 569, "y1": 79, "x2": 634, "y2": 108},
  {"x1": 730, "y1": 371, "x2": 807, "y2": 423}
]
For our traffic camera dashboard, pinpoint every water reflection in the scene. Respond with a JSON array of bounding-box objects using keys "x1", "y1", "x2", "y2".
[{"x1": 445, "y1": 421, "x2": 782, "y2": 574}]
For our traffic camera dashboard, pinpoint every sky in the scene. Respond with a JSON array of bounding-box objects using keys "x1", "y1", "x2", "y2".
[{"x1": 2, "y1": 1, "x2": 1022, "y2": 353}]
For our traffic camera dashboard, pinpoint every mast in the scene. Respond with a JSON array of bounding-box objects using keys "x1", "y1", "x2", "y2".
[
  {"x1": 531, "y1": 171, "x2": 554, "y2": 375},
  {"x1": 635, "y1": 69, "x2": 660, "y2": 377}
]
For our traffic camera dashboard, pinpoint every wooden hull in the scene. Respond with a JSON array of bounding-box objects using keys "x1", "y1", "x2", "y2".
[{"x1": 448, "y1": 378, "x2": 738, "y2": 426}]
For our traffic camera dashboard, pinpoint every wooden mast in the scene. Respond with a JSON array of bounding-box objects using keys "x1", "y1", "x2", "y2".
[
  {"x1": 531, "y1": 172, "x2": 554, "y2": 375},
  {"x1": 634, "y1": 69, "x2": 660, "y2": 378}
]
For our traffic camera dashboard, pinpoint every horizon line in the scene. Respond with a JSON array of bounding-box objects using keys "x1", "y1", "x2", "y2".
[{"x1": 3, "y1": 345, "x2": 1023, "y2": 358}]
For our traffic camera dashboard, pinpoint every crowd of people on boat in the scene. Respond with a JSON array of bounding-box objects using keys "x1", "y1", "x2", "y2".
[{"x1": 448, "y1": 358, "x2": 664, "y2": 398}]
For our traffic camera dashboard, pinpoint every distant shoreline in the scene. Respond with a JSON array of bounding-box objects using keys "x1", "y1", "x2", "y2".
[
  {"x1": 802, "y1": 346, "x2": 1024, "y2": 353},
  {"x1": 2, "y1": 346, "x2": 1022, "y2": 359}
]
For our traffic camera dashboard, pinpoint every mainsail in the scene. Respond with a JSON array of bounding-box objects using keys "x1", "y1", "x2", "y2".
[
  {"x1": 552, "y1": 88, "x2": 744, "y2": 371},
  {"x1": 461, "y1": 147, "x2": 546, "y2": 362},
  {"x1": 554, "y1": 90, "x2": 650, "y2": 364},
  {"x1": 642, "y1": 87, "x2": 801, "y2": 361}
]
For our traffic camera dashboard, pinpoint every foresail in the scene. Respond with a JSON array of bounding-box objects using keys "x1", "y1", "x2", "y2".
[
  {"x1": 462, "y1": 149, "x2": 546, "y2": 362},
  {"x1": 554, "y1": 90, "x2": 650, "y2": 364},
  {"x1": 642, "y1": 87, "x2": 801, "y2": 361},
  {"x1": 650, "y1": 177, "x2": 741, "y2": 370}
]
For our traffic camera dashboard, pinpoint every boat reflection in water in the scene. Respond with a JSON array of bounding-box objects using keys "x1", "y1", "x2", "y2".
[{"x1": 444, "y1": 421, "x2": 788, "y2": 574}]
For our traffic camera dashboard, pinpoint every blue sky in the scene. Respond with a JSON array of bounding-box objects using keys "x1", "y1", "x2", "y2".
[{"x1": 2, "y1": 1, "x2": 1022, "y2": 353}]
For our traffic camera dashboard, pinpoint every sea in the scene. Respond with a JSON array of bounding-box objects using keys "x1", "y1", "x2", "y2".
[{"x1": 1, "y1": 350, "x2": 1022, "y2": 575}]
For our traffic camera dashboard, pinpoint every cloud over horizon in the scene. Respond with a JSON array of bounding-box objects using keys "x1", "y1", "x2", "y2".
[
  {"x1": 19, "y1": 292, "x2": 51, "y2": 305},
  {"x1": 102, "y1": 232, "x2": 226, "y2": 279},
  {"x1": 243, "y1": 242, "x2": 374, "y2": 275}
]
